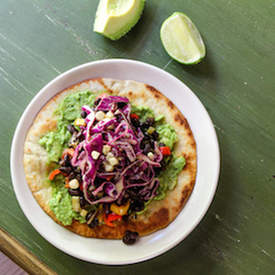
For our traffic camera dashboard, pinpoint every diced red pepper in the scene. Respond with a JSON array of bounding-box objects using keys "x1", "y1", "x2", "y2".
[
  {"x1": 130, "y1": 113, "x2": 139, "y2": 120},
  {"x1": 49, "y1": 169, "x2": 61, "y2": 181},
  {"x1": 159, "y1": 146, "x2": 171, "y2": 156},
  {"x1": 104, "y1": 213, "x2": 122, "y2": 227}
]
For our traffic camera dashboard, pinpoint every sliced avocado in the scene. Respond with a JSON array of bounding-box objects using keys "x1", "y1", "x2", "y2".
[{"x1": 93, "y1": 0, "x2": 145, "y2": 40}]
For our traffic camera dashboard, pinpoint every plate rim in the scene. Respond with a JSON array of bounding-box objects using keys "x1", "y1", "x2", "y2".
[{"x1": 10, "y1": 58, "x2": 220, "y2": 265}]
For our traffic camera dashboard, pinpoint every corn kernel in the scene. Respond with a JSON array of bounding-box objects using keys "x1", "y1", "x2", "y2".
[
  {"x1": 69, "y1": 179, "x2": 79, "y2": 189},
  {"x1": 104, "y1": 163, "x2": 114, "y2": 172},
  {"x1": 147, "y1": 152, "x2": 154, "y2": 160},
  {"x1": 147, "y1": 126, "x2": 155, "y2": 134},
  {"x1": 74, "y1": 118, "x2": 86, "y2": 127},
  {"x1": 95, "y1": 111, "x2": 105, "y2": 121},
  {"x1": 91, "y1": 150, "x2": 100, "y2": 160},
  {"x1": 72, "y1": 196, "x2": 80, "y2": 212},
  {"x1": 80, "y1": 209, "x2": 88, "y2": 218},
  {"x1": 106, "y1": 152, "x2": 114, "y2": 161},
  {"x1": 109, "y1": 157, "x2": 119, "y2": 166},
  {"x1": 103, "y1": 145, "x2": 111, "y2": 155},
  {"x1": 106, "y1": 111, "x2": 114, "y2": 118}
]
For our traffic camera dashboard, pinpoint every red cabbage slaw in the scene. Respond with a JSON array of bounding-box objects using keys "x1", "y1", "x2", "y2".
[{"x1": 71, "y1": 95, "x2": 163, "y2": 206}]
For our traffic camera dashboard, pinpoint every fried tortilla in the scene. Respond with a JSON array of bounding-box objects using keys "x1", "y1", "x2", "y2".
[{"x1": 23, "y1": 78, "x2": 197, "y2": 239}]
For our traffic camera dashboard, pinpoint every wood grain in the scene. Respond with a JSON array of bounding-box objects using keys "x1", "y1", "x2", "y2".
[
  {"x1": 0, "y1": 0, "x2": 274, "y2": 274},
  {"x1": 0, "y1": 228, "x2": 56, "y2": 275}
]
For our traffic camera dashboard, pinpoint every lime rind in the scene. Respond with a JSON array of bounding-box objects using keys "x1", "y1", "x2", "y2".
[
  {"x1": 94, "y1": 0, "x2": 145, "y2": 40},
  {"x1": 160, "y1": 12, "x2": 206, "y2": 65}
]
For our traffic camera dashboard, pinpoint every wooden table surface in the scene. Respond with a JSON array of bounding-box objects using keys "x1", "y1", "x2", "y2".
[{"x1": 0, "y1": 0, "x2": 274, "y2": 274}]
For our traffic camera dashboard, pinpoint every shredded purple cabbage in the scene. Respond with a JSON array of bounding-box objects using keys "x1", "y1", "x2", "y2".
[{"x1": 71, "y1": 95, "x2": 163, "y2": 205}]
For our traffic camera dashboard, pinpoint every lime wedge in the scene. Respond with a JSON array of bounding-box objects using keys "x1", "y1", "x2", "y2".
[
  {"x1": 93, "y1": 0, "x2": 145, "y2": 40},
  {"x1": 160, "y1": 12, "x2": 206, "y2": 64}
]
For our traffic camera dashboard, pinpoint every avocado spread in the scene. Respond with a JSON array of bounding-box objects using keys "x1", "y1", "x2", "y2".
[
  {"x1": 39, "y1": 91, "x2": 98, "y2": 163},
  {"x1": 49, "y1": 175, "x2": 86, "y2": 225},
  {"x1": 40, "y1": 91, "x2": 185, "y2": 225}
]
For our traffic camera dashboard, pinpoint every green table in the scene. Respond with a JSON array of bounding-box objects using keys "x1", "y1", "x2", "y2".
[{"x1": 1, "y1": 0, "x2": 274, "y2": 274}]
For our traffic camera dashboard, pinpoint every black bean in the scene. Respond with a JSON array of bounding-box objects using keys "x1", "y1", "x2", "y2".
[
  {"x1": 59, "y1": 166, "x2": 72, "y2": 175},
  {"x1": 143, "y1": 133, "x2": 151, "y2": 141},
  {"x1": 117, "y1": 102, "x2": 127, "y2": 109},
  {"x1": 86, "y1": 210, "x2": 96, "y2": 222},
  {"x1": 146, "y1": 117, "x2": 155, "y2": 126},
  {"x1": 131, "y1": 118, "x2": 140, "y2": 128},
  {"x1": 117, "y1": 196, "x2": 128, "y2": 206},
  {"x1": 73, "y1": 166, "x2": 81, "y2": 174},
  {"x1": 64, "y1": 154, "x2": 71, "y2": 166},
  {"x1": 140, "y1": 123, "x2": 149, "y2": 132},
  {"x1": 140, "y1": 134, "x2": 151, "y2": 149},
  {"x1": 140, "y1": 140, "x2": 145, "y2": 149},
  {"x1": 67, "y1": 124, "x2": 77, "y2": 134},
  {"x1": 81, "y1": 111, "x2": 87, "y2": 118},
  {"x1": 159, "y1": 142, "x2": 166, "y2": 147},
  {"x1": 88, "y1": 218, "x2": 99, "y2": 228},
  {"x1": 68, "y1": 188, "x2": 81, "y2": 196},
  {"x1": 68, "y1": 172, "x2": 75, "y2": 180},
  {"x1": 130, "y1": 200, "x2": 145, "y2": 212},
  {"x1": 143, "y1": 143, "x2": 152, "y2": 154},
  {"x1": 142, "y1": 134, "x2": 155, "y2": 149},
  {"x1": 152, "y1": 131, "x2": 159, "y2": 140},
  {"x1": 94, "y1": 98, "x2": 101, "y2": 106},
  {"x1": 76, "y1": 131, "x2": 85, "y2": 142},
  {"x1": 80, "y1": 196, "x2": 87, "y2": 208},
  {"x1": 104, "y1": 204, "x2": 111, "y2": 215},
  {"x1": 154, "y1": 167, "x2": 162, "y2": 176},
  {"x1": 94, "y1": 177, "x2": 105, "y2": 187},
  {"x1": 126, "y1": 190, "x2": 140, "y2": 201},
  {"x1": 122, "y1": 230, "x2": 139, "y2": 245}
]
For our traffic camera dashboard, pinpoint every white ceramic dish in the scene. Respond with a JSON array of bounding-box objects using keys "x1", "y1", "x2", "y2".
[{"x1": 10, "y1": 59, "x2": 219, "y2": 265}]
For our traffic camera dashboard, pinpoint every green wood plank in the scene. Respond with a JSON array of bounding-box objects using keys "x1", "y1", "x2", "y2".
[{"x1": 0, "y1": 0, "x2": 274, "y2": 274}]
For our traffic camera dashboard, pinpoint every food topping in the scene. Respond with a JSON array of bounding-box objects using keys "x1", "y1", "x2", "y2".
[
  {"x1": 49, "y1": 169, "x2": 61, "y2": 181},
  {"x1": 71, "y1": 196, "x2": 81, "y2": 212},
  {"x1": 110, "y1": 201, "x2": 130, "y2": 216},
  {"x1": 104, "y1": 213, "x2": 122, "y2": 227},
  {"x1": 122, "y1": 230, "x2": 139, "y2": 245},
  {"x1": 43, "y1": 92, "x2": 186, "y2": 243},
  {"x1": 68, "y1": 179, "x2": 79, "y2": 189},
  {"x1": 91, "y1": 150, "x2": 101, "y2": 160},
  {"x1": 159, "y1": 146, "x2": 171, "y2": 156}
]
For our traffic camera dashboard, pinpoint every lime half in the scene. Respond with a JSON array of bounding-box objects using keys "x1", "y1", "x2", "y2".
[
  {"x1": 93, "y1": 0, "x2": 145, "y2": 40},
  {"x1": 160, "y1": 12, "x2": 206, "y2": 64}
]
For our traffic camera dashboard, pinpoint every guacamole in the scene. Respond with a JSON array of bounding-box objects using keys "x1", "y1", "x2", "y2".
[
  {"x1": 39, "y1": 91, "x2": 98, "y2": 163},
  {"x1": 49, "y1": 175, "x2": 86, "y2": 225}
]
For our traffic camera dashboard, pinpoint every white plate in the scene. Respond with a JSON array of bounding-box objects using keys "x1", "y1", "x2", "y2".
[{"x1": 10, "y1": 59, "x2": 219, "y2": 265}]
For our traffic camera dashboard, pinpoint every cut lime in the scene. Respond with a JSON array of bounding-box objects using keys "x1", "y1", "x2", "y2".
[
  {"x1": 93, "y1": 0, "x2": 145, "y2": 40},
  {"x1": 160, "y1": 12, "x2": 206, "y2": 64}
]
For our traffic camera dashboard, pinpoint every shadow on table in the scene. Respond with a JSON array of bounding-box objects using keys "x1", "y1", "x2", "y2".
[
  {"x1": 97, "y1": 2, "x2": 159, "y2": 57},
  {"x1": 171, "y1": 39, "x2": 217, "y2": 84}
]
